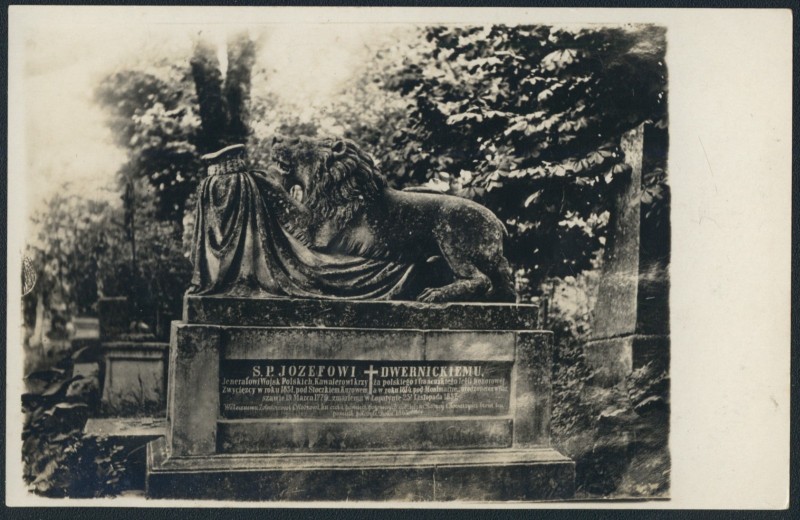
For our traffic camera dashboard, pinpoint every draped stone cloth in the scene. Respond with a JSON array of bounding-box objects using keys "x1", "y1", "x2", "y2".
[{"x1": 188, "y1": 170, "x2": 417, "y2": 299}]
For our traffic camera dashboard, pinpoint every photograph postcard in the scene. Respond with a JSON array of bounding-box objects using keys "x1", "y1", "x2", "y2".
[{"x1": 5, "y1": 5, "x2": 792, "y2": 509}]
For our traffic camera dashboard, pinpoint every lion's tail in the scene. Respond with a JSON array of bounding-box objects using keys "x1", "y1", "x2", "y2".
[
  {"x1": 489, "y1": 255, "x2": 517, "y2": 303},
  {"x1": 488, "y1": 216, "x2": 516, "y2": 303}
]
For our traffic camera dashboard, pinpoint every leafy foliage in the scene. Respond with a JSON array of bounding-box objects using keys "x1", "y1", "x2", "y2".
[
  {"x1": 22, "y1": 346, "x2": 130, "y2": 497},
  {"x1": 26, "y1": 190, "x2": 127, "y2": 319},
  {"x1": 338, "y1": 25, "x2": 667, "y2": 288},
  {"x1": 23, "y1": 25, "x2": 670, "y2": 498},
  {"x1": 190, "y1": 33, "x2": 258, "y2": 153},
  {"x1": 25, "y1": 180, "x2": 191, "y2": 337},
  {"x1": 95, "y1": 66, "x2": 202, "y2": 222}
]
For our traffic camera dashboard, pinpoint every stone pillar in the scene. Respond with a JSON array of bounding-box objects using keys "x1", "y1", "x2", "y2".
[{"x1": 585, "y1": 122, "x2": 670, "y2": 386}]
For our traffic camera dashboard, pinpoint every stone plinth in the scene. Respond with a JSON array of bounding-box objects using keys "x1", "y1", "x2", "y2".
[
  {"x1": 586, "y1": 123, "x2": 670, "y2": 386},
  {"x1": 147, "y1": 297, "x2": 574, "y2": 501},
  {"x1": 147, "y1": 439, "x2": 572, "y2": 501},
  {"x1": 85, "y1": 417, "x2": 167, "y2": 441},
  {"x1": 183, "y1": 295, "x2": 541, "y2": 330},
  {"x1": 101, "y1": 341, "x2": 168, "y2": 416}
]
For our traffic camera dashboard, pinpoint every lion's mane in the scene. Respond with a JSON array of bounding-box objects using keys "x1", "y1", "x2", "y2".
[{"x1": 305, "y1": 139, "x2": 387, "y2": 229}]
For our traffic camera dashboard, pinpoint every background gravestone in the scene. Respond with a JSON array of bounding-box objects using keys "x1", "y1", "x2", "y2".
[
  {"x1": 96, "y1": 296, "x2": 169, "y2": 415},
  {"x1": 585, "y1": 122, "x2": 670, "y2": 386},
  {"x1": 146, "y1": 296, "x2": 575, "y2": 501}
]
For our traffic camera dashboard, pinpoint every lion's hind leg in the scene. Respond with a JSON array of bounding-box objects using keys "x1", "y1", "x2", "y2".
[
  {"x1": 417, "y1": 272, "x2": 490, "y2": 303},
  {"x1": 416, "y1": 242, "x2": 491, "y2": 303}
]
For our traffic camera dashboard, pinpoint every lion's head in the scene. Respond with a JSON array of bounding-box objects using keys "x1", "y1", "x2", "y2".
[{"x1": 272, "y1": 136, "x2": 386, "y2": 226}]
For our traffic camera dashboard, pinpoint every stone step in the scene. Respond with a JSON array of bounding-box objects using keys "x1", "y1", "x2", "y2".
[
  {"x1": 84, "y1": 417, "x2": 166, "y2": 441},
  {"x1": 217, "y1": 416, "x2": 514, "y2": 453},
  {"x1": 85, "y1": 417, "x2": 167, "y2": 494},
  {"x1": 146, "y1": 436, "x2": 574, "y2": 501}
]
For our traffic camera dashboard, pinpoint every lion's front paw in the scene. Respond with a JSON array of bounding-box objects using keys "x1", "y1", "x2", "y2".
[{"x1": 417, "y1": 287, "x2": 447, "y2": 303}]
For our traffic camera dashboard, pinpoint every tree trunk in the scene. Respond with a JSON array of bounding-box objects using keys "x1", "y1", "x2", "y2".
[
  {"x1": 190, "y1": 38, "x2": 230, "y2": 153},
  {"x1": 225, "y1": 33, "x2": 257, "y2": 145},
  {"x1": 190, "y1": 32, "x2": 257, "y2": 154}
]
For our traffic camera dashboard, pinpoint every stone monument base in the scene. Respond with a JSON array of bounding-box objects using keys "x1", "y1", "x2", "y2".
[
  {"x1": 145, "y1": 296, "x2": 574, "y2": 502},
  {"x1": 146, "y1": 437, "x2": 573, "y2": 501}
]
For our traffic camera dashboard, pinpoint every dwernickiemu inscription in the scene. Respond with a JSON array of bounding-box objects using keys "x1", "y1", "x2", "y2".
[
  {"x1": 220, "y1": 360, "x2": 511, "y2": 419},
  {"x1": 146, "y1": 141, "x2": 574, "y2": 501}
]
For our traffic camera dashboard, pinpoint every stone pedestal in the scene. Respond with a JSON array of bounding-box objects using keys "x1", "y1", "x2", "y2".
[
  {"x1": 100, "y1": 341, "x2": 168, "y2": 416},
  {"x1": 96, "y1": 297, "x2": 169, "y2": 416},
  {"x1": 586, "y1": 123, "x2": 670, "y2": 386},
  {"x1": 146, "y1": 296, "x2": 574, "y2": 501}
]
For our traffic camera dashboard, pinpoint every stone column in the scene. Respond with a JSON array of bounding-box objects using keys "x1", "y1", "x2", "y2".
[{"x1": 585, "y1": 122, "x2": 670, "y2": 386}]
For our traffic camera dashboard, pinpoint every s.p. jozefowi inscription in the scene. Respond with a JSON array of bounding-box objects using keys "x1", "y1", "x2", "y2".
[{"x1": 220, "y1": 360, "x2": 512, "y2": 419}]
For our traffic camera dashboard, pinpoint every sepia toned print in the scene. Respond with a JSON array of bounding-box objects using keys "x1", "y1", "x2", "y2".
[{"x1": 23, "y1": 6, "x2": 777, "y2": 505}]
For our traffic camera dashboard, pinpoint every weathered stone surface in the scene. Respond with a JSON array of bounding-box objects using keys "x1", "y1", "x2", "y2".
[
  {"x1": 185, "y1": 295, "x2": 539, "y2": 330},
  {"x1": 584, "y1": 334, "x2": 669, "y2": 386},
  {"x1": 148, "y1": 296, "x2": 574, "y2": 500},
  {"x1": 223, "y1": 328, "x2": 425, "y2": 360},
  {"x1": 163, "y1": 324, "x2": 557, "y2": 451},
  {"x1": 70, "y1": 316, "x2": 100, "y2": 350},
  {"x1": 217, "y1": 418, "x2": 512, "y2": 453},
  {"x1": 147, "y1": 437, "x2": 574, "y2": 501},
  {"x1": 424, "y1": 331, "x2": 515, "y2": 361},
  {"x1": 100, "y1": 341, "x2": 168, "y2": 416},
  {"x1": 434, "y1": 456, "x2": 575, "y2": 501},
  {"x1": 221, "y1": 327, "x2": 516, "y2": 361},
  {"x1": 513, "y1": 332, "x2": 553, "y2": 447},
  {"x1": 190, "y1": 139, "x2": 517, "y2": 303},
  {"x1": 588, "y1": 123, "x2": 670, "y2": 385},
  {"x1": 84, "y1": 417, "x2": 166, "y2": 441},
  {"x1": 168, "y1": 324, "x2": 220, "y2": 456},
  {"x1": 591, "y1": 125, "x2": 644, "y2": 340},
  {"x1": 220, "y1": 358, "x2": 512, "y2": 420}
]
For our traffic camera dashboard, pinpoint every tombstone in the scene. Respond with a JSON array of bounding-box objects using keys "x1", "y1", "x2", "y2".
[
  {"x1": 70, "y1": 316, "x2": 100, "y2": 350},
  {"x1": 70, "y1": 316, "x2": 101, "y2": 379},
  {"x1": 145, "y1": 297, "x2": 574, "y2": 501},
  {"x1": 585, "y1": 122, "x2": 670, "y2": 385},
  {"x1": 83, "y1": 298, "x2": 170, "y2": 493},
  {"x1": 100, "y1": 341, "x2": 169, "y2": 416},
  {"x1": 144, "y1": 141, "x2": 575, "y2": 501},
  {"x1": 96, "y1": 297, "x2": 169, "y2": 416}
]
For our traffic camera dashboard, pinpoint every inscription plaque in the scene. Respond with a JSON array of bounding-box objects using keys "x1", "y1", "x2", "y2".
[{"x1": 220, "y1": 360, "x2": 512, "y2": 419}]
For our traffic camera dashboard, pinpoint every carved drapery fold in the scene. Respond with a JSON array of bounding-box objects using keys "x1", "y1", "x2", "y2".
[{"x1": 189, "y1": 169, "x2": 417, "y2": 299}]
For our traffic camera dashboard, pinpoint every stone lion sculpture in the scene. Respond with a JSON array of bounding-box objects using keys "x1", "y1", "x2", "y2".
[{"x1": 260, "y1": 137, "x2": 516, "y2": 303}]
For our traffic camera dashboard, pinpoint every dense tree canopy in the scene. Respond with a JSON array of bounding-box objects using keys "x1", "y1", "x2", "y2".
[
  {"x1": 33, "y1": 24, "x2": 667, "y2": 324},
  {"x1": 95, "y1": 65, "x2": 201, "y2": 223},
  {"x1": 24, "y1": 179, "x2": 190, "y2": 337},
  {"x1": 95, "y1": 33, "x2": 260, "y2": 223},
  {"x1": 337, "y1": 25, "x2": 667, "y2": 286},
  {"x1": 81, "y1": 34, "x2": 259, "y2": 329}
]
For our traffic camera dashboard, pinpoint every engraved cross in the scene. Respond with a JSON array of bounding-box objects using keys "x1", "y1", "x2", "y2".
[{"x1": 364, "y1": 364, "x2": 378, "y2": 395}]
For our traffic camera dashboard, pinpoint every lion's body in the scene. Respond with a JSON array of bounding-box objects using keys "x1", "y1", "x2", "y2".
[{"x1": 265, "y1": 137, "x2": 516, "y2": 303}]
